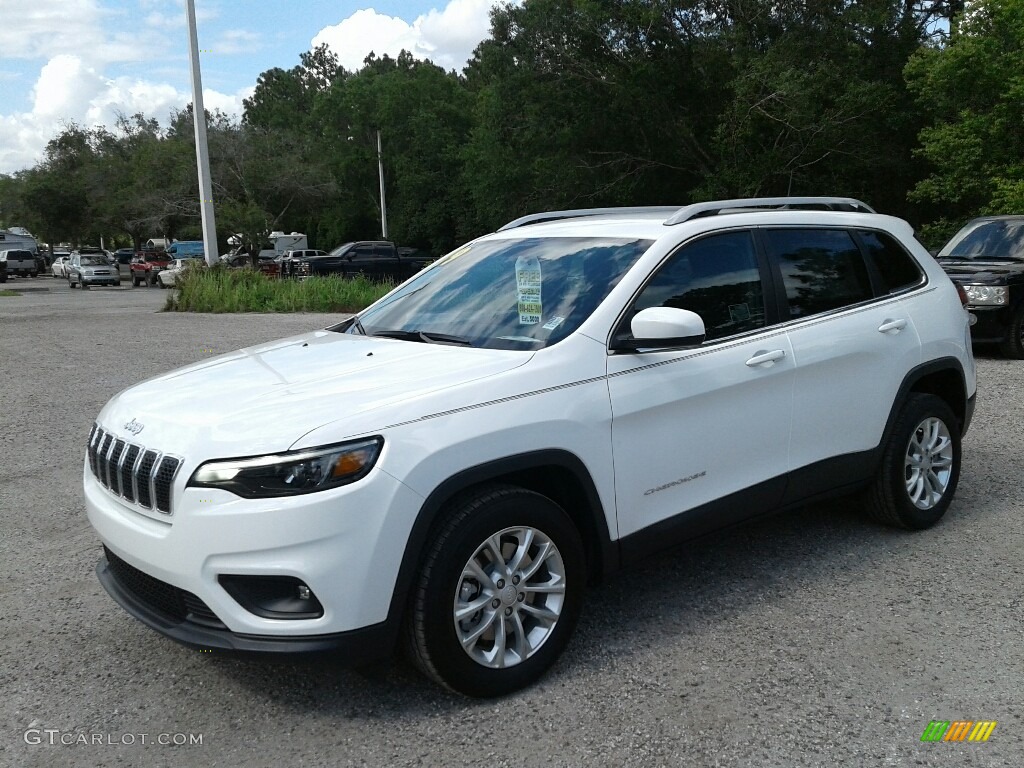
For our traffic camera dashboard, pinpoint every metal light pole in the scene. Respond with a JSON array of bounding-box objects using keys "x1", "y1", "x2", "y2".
[
  {"x1": 377, "y1": 129, "x2": 388, "y2": 240},
  {"x1": 185, "y1": 0, "x2": 219, "y2": 266}
]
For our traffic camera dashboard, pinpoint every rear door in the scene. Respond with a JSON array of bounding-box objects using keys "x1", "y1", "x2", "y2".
[{"x1": 761, "y1": 227, "x2": 922, "y2": 497}]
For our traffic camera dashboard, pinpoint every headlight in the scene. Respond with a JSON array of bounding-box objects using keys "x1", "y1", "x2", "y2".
[
  {"x1": 83, "y1": 269, "x2": 94, "y2": 276},
  {"x1": 962, "y1": 284, "x2": 1008, "y2": 306},
  {"x1": 188, "y1": 437, "x2": 383, "y2": 498}
]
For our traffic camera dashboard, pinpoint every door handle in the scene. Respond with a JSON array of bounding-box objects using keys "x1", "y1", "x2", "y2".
[
  {"x1": 745, "y1": 349, "x2": 786, "y2": 367},
  {"x1": 878, "y1": 318, "x2": 908, "y2": 334}
]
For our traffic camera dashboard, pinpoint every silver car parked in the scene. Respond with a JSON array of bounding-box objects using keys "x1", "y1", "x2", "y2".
[{"x1": 68, "y1": 251, "x2": 120, "y2": 289}]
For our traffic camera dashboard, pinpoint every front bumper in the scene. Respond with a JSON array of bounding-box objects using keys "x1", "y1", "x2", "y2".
[
  {"x1": 967, "y1": 306, "x2": 1012, "y2": 343},
  {"x1": 85, "y1": 453, "x2": 424, "y2": 651},
  {"x1": 81, "y1": 275, "x2": 120, "y2": 285},
  {"x1": 96, "y1": 554, "x2": 394, "y2": 659}
]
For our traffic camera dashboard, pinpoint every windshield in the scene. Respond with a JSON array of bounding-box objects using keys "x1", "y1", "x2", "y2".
[
  {"x1": 352, "y1": 236, "x2": 651, "y2": 350},
  {"x1": 328, "y1": 242, "x2": 354, "y2": 257},
  {"x1": 80, "y1": 256, "x2": 110, "y2": 266},
  {"x1": 939, "y1": 219, "x2": 1024, "y2": 261}
]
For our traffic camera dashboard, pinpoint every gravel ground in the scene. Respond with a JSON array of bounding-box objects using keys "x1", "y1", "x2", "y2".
[{"x1": 1, "y1": 279, "x2": 1021, "y2": 768}]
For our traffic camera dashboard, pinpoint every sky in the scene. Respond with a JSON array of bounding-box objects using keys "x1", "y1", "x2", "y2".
[{"x1": 0, "y1": 0, "x2": 511, "y2": 175}]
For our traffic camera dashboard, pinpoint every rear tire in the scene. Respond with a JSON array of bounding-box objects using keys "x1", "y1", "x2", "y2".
[
  {"x1": 405, "y1": 485, "x2": 585, "y2": 697},
  {"x1": 998, "y1": 304, "x2": 1024, "y2": 359},
  {"x1": 864, "y1": 393, "x2": 961, "y2": 530}
]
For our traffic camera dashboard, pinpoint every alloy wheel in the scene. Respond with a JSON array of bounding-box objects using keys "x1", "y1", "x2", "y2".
[
  {"x1": 904, "y1": 416, "x2": 954, "y2": 510},
  {"x1": 453, "y1": 526, "x2": 567, "y2": 669}
]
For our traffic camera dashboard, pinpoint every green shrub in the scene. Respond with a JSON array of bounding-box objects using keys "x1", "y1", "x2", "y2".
[{"x1": 164, "y1": 263, "x2": 394, "y2": 313}]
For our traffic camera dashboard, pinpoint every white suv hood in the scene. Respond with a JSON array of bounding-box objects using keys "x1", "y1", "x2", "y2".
[{"x1": 97, "y1": 330, "x2": 531, "y2": 458}]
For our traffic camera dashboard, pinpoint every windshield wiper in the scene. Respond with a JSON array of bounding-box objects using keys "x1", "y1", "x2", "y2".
[{"x1": 372, "y1": 329, "x2": 473, "y2": 346}]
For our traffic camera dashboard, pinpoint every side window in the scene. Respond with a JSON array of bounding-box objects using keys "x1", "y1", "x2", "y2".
[
  {"x1": 858, "y1": 230, "x2": 924, "y2": 293},
  {"x1": 633, "y1": 231, "x2": 766, "y2": 342},
  {"x1": 763, "y1": 229, "x2": 872, "y2": 319},
  {"x1": 352, "y1": 245, "x2": 375, "y2": 259}
]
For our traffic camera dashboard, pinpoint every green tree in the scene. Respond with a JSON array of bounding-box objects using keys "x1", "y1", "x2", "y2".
[{"x1": 906, "y1": 0, "x2": 1024, "y2": 241}]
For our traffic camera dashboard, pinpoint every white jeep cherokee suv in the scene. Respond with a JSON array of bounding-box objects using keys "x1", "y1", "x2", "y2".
[{"x1": 85, "y1": 197, "x2": 976, "y2": 697}]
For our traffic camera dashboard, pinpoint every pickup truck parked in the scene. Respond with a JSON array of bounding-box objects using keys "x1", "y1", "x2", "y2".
[
  {"x1": 297, "y1": 241, "x2": 434, "y2": 281},
  {"x1": 0, "y1": 249, "x2": 39, "y2": 278},
  {"x1": 130, "y1": 250, "x2": 171, "y2": 286}
]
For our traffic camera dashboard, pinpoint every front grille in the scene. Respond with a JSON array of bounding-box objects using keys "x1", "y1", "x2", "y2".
[
  {"x1": 88, "y1": 424, "x2": 183, "y2": 515},
  {"x1": 104, "y1": 546, "x2": 225, "y2": 628}
]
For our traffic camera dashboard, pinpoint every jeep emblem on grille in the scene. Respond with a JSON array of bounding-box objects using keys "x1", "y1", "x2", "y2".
[{"x1": 124, "y1": 418, "x2": 145, "y2": 436}]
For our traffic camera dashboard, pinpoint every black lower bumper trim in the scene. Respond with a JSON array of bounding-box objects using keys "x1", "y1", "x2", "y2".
[{"x1": 96, "y1": 556, "x2": 395, "y2": 661}]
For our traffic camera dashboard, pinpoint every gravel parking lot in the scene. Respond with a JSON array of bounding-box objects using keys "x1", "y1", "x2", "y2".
[{"x1": 1, "y1": 279, "x2": 1021, "y2": 767}]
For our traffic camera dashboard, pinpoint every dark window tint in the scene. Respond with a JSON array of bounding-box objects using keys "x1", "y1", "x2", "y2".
[
  {"x1": 764, "y1": 229, "x2": 872, "y2": 319},
  {"x1": 351, "y1": 245, "x2": 377, "y2": 259},
  {"x1": 858, "y1": 230, "x2": 923, "y2": 292},
  {"x1": 634, "y1": 231, "x2": 766, "y2": 341}
]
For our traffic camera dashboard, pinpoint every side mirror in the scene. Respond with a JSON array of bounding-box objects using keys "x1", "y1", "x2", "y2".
[{"x1": 614, "y1": 307, "x2": 706, "y2": 351}]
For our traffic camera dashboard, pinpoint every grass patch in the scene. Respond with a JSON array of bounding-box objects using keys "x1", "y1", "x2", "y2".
[
  {"x1": 0, "y1": 288, "x2": 20, "y2": 297},
  {"x1": 164, "y1": 264, "x2": 394, "y2": 313}
]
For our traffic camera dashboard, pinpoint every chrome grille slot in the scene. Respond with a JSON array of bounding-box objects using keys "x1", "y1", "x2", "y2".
[
  {"x1": 87, "y1": 425, "x2": 101, "y2": 475},
  {"x1": 136, "y1": 451, "x2": 158, "y2": 509},
  {"x1": 86, "y1": 425, "x2": 182, "y2": 515},
  {"x1": 97, "y1": 433, "x2": 114, "y2": 488},
  {"x1": 120, "y1": 445, "x2": 141, "y2": 503},
  {"x1": 108, "y1": 440, "x2": 126, "y2": 496},
  {"x1": 154, "y1": 457, "x2": 181, "y2": 514}
]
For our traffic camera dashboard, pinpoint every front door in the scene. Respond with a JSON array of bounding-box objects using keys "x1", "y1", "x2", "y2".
[{"x1": 607, "y1": 230, "x2": 795, "y2": 542}]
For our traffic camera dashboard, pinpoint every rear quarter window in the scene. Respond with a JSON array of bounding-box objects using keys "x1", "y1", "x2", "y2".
[{"x1": 857, "y1": 230, "x2": 924, "y2": 293}]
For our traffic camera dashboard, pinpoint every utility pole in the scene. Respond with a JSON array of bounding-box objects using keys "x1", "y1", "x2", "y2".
[
  {"x1": 377, "y1": 129, "x2": 388, "y2": 240},
  {"x1": 185, "y1": 0, "x2": 220, "y2": 266}
]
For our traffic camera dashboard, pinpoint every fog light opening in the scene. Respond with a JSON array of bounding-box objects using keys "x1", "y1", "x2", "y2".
[{"x1": 218, "y1": 575, "x2": 324, "y2": 620}]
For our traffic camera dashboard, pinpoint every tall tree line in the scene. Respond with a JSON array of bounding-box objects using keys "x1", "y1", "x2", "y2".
[{"x1": 0, "y1": 0, "x2": 1019, "y2": 253}]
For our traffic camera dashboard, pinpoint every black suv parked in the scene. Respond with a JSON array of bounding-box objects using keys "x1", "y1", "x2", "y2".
[{"x1": 937, "y1": 216, "x2": 1024, "y2": 358}]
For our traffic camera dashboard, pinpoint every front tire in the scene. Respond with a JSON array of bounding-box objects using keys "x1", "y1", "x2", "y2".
[
  {"x1": 999, "y1": 303, "x2": 1024, "y2": 359},
  {"x1": 406, "y1": 485, "x2": 585, "y2": 697},
  {"x1": 864, "y1": 393, "x2": 961, "y2": 530}
]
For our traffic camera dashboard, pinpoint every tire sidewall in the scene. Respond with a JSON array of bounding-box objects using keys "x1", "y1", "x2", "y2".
[
  {"x1": 1001, "y1": 303, "x2": 1024, "y2": 359},
  {"x1": 415, "y1": 490, "x2": 585, "y2": 697},
  {"x1": 883, "y1": 394, "x2": 961, "y2": 529}
]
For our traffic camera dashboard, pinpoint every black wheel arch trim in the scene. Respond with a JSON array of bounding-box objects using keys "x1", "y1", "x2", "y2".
[
  {"x1": 883, "y1": 357, "x2": 972, "y2": 443},
  {"x1": 381, "y1": 449, "x2": 617, "y2": 653}
]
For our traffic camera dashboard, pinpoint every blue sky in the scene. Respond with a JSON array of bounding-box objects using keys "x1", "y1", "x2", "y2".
[{"x1": 0, "y1": 0, "x2": 507, "y2": 173}]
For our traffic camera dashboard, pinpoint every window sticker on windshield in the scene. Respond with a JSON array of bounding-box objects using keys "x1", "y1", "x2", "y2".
[
  {"x1": 515, "y1": 252, "x2": 543, "y2": 325},
  {"x1": 542, "y1": 316, "x2": 565, "y2": 331}
]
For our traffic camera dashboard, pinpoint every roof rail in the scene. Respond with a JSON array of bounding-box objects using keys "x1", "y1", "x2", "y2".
[
  {"x1": 663, "y1": 197, "x2": 875, "y2": 226},
  {"x1": 498, "y1": 206, "x2": 682, "y2": 231}
]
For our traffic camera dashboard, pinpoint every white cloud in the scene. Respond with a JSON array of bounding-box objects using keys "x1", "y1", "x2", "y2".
[
  {"x1": 216, "y1": 29, "x2": 261, "y2": 56},
  {"x1": 0, "y1": 55, "x2": 248, "y2": 174},
  {"x1": 312, "y1": 0, "x2": 506, "y2": 73},
  {"x1": 0, "y1": 0, "x2": 108, "y2": 58}
]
